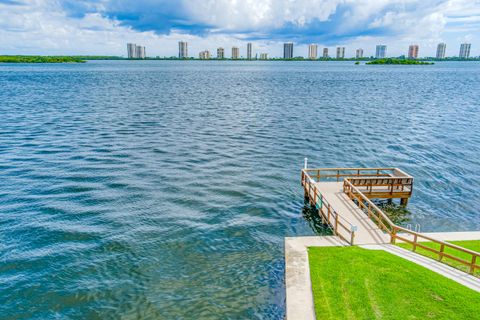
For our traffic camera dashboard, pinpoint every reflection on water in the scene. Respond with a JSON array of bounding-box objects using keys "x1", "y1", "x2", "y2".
[
  {"x1": 0, "y1": 60, "x2": 480, "y2": 319},
  {"x1": 302, "y1": 202, "x2": 334, "y2": 235}
]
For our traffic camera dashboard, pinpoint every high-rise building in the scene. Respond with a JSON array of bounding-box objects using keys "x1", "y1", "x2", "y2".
[
  {"x1": 308, "y1": 44, "x2": 318, "y2": 59},
  {"x1": 179, "y1": 41, "x2": 188, "y2": 59},
  {"x1": 217, "y1": 47, "x2": 225, "y2": 59},
  {"x1": 284, "y1": 43, "x2": 294, "y2": 59},
  {"x1": 436, "y1": 43, "x2": 446, "y2": 59},
  {"x1": 232, "y1": 47, "x2": 240, "y2": 59},
  {"x1": 408, "y1": 45, "x2": 419, "y2": 59},
  {"x1": 127, "y1": 43, "x2": 146, "y2": 59},
  {"x1": 127, "y1": 43, "x2": 136, "y2": 59},
  {"x1": 375, "y1": 45, "x2": 387, "y2": 58},
  {"x1": 247, "y1": 43, "x2": 252, "y2": 60},
  {"x1": 336, "y1": 47, "x2": 345, "y2": 59},
  {"x1": 260, "y1": 53, "x2": 268, "y2": 60},
  {"x1": 323, "y1": 48, "x2": 329, "y2": 58},
  {"x1": 199, "y1": 50, "x2": 211, "y2": 59},
  {"x1": 356, "y1": 48, "x2": 364, "y2": 59},
  {"x1": 459, "y1": 43, "x2": 471, "y2": 59},
  {"x1": 135, "y1": 45, "x2": 146, "y2": 59}
]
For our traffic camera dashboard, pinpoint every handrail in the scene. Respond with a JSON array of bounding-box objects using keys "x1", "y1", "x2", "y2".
[
  {"x1": 301, "y1": 170, "x2": 356, "y2": 245},
  {"x1": 343, "y1": 178, "x2": 480, "y2": 275},
  {"x1": 346, "y1": 176, "x2": 414, "y2": 196},
  {"x1": 303, "y1": 167, "x2": 413, "y2": 182}
]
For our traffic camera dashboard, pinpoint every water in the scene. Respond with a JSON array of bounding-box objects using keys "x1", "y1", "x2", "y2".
[{"x1": 1, "y1": 60, "x2": 479, "y2": 319}]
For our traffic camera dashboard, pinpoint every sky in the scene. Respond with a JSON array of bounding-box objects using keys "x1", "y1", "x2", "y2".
[{"x1": 1, "y1": 0, "x2": 479, "y2": 58}]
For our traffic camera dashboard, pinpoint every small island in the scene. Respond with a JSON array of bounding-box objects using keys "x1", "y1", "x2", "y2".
[
  {"x1": 367, "y1": 58, "x2": 434, "y2": 65},
  {"x1": 0, "y1": 56, "x2": 86, "y2": 63}
]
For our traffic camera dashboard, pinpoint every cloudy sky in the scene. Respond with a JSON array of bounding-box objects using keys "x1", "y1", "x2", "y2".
[{"x1": 1, "y1": 0, "x2": 479, "y2": 58}]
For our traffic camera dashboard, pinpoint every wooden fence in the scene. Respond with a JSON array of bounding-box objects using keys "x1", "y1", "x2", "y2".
[
  {"x1": 343, "y1": 179, "x2": 479, "y2": 275},
  {"x1": 302, "y1": 170, "x2": 356, "y2": 245}
]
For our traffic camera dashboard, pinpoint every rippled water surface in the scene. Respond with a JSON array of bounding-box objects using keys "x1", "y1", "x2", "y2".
[{"x1": 1, "y1": 60, "x2": 480, "y2": 319}]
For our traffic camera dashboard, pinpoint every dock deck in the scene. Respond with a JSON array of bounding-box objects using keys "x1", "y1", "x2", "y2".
[{"x1": 315, "y1": 182, "x2": 389, "y2": 244}]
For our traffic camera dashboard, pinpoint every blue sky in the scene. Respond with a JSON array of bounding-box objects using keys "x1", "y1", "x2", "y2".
[{"x1": 1, "y1": 0, "x2": 479, "y2": 57}]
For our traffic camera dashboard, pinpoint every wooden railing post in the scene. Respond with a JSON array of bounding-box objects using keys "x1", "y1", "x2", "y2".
[
  {"x1": 327, "y1": 204, "x2": 331, "y2": 223},
  {"x1": 439, "y1": 244, "x2": 445, "y2": 261},
  {"x1": 412, "y1": 234, "x2": 418, "y2": 252},
  {"x1": 390, "y1": 226, "x2": 397, "y2": 244},
  {"x1": 470, "y1": 256, "x2": 477, "y2": 275},
  {"x1": 334, "y1": 213, "x2": 339, "y2": 234}
]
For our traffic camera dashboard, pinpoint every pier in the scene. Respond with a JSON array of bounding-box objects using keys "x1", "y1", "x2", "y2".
[
  {"x1": 301, "y1": 167, "x2": 413, "y2": 245},
  {"x1": 286, "y1": 166, "x2": 480, "y2": 319},
  {"x1": 300, "y1": 167, "x2": 479, "y2": 275}
]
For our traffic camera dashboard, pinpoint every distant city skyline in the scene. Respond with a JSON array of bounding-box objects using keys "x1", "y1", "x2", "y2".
[{"x1": 166, "y1": 41, "x2": 475, "y2": 60}]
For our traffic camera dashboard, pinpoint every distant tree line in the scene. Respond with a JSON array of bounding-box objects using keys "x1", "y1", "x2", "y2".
[
  {"x1": 0, "y1": 56, "x2": 86, "y2": 63},
  {"x1": 1, "y1": 55, "x2": 479, "y2": 63},
  {"x1": 367, "y1": 58, "x2": 434, "y2": 65}
]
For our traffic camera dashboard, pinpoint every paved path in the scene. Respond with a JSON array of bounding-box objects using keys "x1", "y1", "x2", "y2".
[
  {"x1": 398, "y1": 231, "x2": 480, "y2": 242},
  {"x1": 284, "y1": 236, "x2": 347, "y2": 320},
  {"x1": 285, "y1": 233, "x2": 480, "y2": 319}
]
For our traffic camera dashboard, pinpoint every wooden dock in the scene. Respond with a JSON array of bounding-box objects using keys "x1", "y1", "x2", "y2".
[{"x1": 301, "y1": 167, "x2": 479, "y2": 274}]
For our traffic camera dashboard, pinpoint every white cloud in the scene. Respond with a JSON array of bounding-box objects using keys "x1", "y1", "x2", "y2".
[{"x1": 0, "y1": 0, "x2": 478, "y2": 57}]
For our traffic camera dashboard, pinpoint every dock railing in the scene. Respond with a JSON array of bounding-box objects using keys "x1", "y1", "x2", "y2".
[
  {"x1": 343, "y1": 179, "x2": 480, "y2": 275},
  {"x1": 301, "y1": 170, "x2": 356, "y2": 245},
  {"x1": 303, "y1": 167, "x2": 399, "y2": 182}
]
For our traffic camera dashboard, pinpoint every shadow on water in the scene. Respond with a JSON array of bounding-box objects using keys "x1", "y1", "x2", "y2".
[
  {"x1": 302, "y1": 199, "x2": 333, "y2": 235},
  {"x1": 375, "y1": 200, "x2": 412, "y2": 226}
]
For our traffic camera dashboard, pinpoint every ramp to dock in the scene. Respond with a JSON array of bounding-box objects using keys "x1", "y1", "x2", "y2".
[{"x1": 315, "y1": 182, "x2": 389, "y2": 245}]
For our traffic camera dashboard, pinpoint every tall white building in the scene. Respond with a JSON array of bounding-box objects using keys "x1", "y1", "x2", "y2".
[
  {"x1": 135, "y1": 46, "x2": 146, "y2": 59},
  {"x1": 232, "y1": 47, "x2": 240, "y2": 59},
  {"x1": 247, "y1": 43, "x2": 252, "y2": 60},
  {"x1": 356, "y1": 48, "x2": 364, "y2": 59},
  {"x1": 217, "y1": 47, "x2": 225, "y2": 59},
  {"x1": 323, "y1": 48, "x2": 329, "y2": 58},
  {"x1": 260, "y1": 53, "x2": 268, "y2": 60},
  {"x1": 179, "y1": 41, "x2": 188, "y2": 59},
  {"x1": 336, "y1": 47, "x2": 345, "y2": 59},
  {"x1": 459, "y1": 43, "x2": 471, "y2": 59},
  {"x1": 408, "y1": 45, "x2": 419, "y2": 59},
  {"x1": 308, "y1": 44, "x2": 318, "y2": 59},
  {"x1": 199, "y1": 50, "x2": 210, "y2": 59},
  {"x1": 127, "y1": 43, "x2": 146, "y2": 59},
  {"x1": 284, "y1": 43, "x2": 294, "y2": 59},
  {"x1": 436, "y1": 43, "x2": 446, "y2": 59},
  {"x1": 127, "y1": 43, "x2": 136, "y2": 59},
  {"x1": 375, "y1": 45, "x2": 387, "y2": 58}
]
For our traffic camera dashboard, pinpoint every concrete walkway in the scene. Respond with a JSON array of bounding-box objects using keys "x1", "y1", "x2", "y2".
[
  {"x1": 398, "y1": 231, "x2": 480, "y2": 242},
  {"x1": 285, "y1": 236, "x2": 347, "y2": 320},
  {"x1": 285, "y1": 233, "x2": 480, "y2": 320}
]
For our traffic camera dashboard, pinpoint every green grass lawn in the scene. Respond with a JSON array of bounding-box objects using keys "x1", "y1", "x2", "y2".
[
  {"x1": 397, "y1": 240, "x2": 480, "y2": 277},
  {"x1": 308, "y1": 246, "x2": 480, "y2": 320}
]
